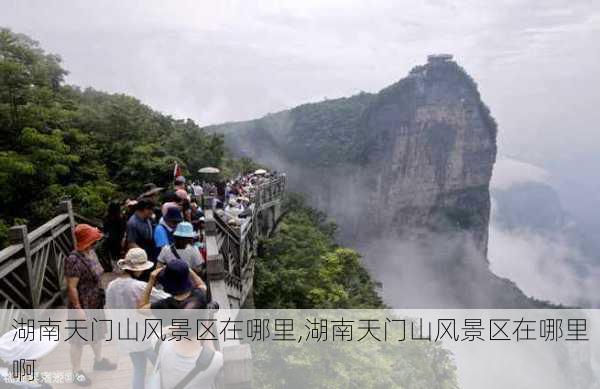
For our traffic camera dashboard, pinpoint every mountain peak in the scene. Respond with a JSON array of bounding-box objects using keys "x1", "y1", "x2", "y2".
[{"x1": 210, "y1": 58, "x2": 543, "y2": 307}]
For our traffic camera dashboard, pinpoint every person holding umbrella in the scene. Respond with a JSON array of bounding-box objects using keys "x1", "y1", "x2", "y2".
[{"x1": 197, "y1": 167, "x2": 220, "y2": 208}]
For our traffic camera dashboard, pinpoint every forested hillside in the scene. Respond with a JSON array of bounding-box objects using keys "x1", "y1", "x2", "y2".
[
  {"x1": 0, "y1": 27, "x2": 460, "y2": 385},
  {"x1": 255, "y1": 194, "x2": 384, "y2": 309},
  {"x1": 0, "y1": 28, "x2": 228, "y2": 244},
  {"x1": 0, "y1": 28, "x2": 388, "y2": 312}
]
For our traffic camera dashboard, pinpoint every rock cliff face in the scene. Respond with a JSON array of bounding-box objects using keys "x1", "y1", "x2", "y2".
[
  {"x1": 357, "y1": 58, "x2": 497, "y2": 255},
  {"x1": 210, "y1": 56, "x2": 548, "y2": 307}
]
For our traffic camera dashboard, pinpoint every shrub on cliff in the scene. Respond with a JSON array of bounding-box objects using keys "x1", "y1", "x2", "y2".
[{"x1": 254, "y1": 194, "x2": 383, "y2": 309}]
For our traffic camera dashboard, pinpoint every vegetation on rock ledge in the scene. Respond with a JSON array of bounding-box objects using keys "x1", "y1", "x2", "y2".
[{"x1": 255, "y1": 193, "x2": 384, "y2": 309}]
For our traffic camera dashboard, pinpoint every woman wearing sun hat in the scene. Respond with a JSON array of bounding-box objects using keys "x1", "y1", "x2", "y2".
[
  {"x1": 106, "y1": 247, "x2": 170, "y2": 308},
  {"x1": 65, "y1": 223, "x2": 117, "y2": 386},
  {"x1": 157, "y1": 222, "x2": 204, "y2": 276},
  {"x1": 105, "y1": 247, "x2": 170, "y2": 389}
]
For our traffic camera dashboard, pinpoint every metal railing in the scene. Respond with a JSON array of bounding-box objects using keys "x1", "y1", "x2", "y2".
[
  {"x1": 0, "y1": 175, "x2": 286, "y2": 310},
  {"x1": 205, "y1": 174, "x2": 286, "y2": 310},
  {"x1": 0, "y1": 201, "x2": 87, "y2": 310},
  {"x1": 0, "y1": 178, "x2": 286, "y2": 388},
  {"x1": 203, "y1": 175, "x2": 286, "y2": 388}
]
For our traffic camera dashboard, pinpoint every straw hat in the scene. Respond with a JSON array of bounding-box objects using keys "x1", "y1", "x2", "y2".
[{"x1": 117, "y1": 248, "x2": 154, "y2": 272}]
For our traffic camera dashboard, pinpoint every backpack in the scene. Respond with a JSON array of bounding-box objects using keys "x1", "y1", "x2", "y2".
[{"x1": 147, "y1": 341, "x2": 215, "y2": 389}]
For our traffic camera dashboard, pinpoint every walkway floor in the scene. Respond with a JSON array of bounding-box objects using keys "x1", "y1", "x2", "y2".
[
  {"x1": 35, "y1": 272, "x2": 133, "y2": 388},
  {"x1": 37, "y1": 341, "x2": 132, "y2": 388}
]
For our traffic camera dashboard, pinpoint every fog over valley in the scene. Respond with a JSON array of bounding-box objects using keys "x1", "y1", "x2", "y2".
[{"x1": 2, "y1": 0, "x2": 598, "y2": 308}]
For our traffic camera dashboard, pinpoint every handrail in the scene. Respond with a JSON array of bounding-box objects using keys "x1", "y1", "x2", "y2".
[
  {"x1": 207, "y1": 174, "x2": 286, "y2": 310},
  {"x1": 0, "y1": 179, "x2": 285, "y2": 388},
  {"x1": 211, "y1": 175, "x2": 285, "y2": 388},
  {"x1": 213, "y1": 211, "x2": 241, "y2": 244},
  {"x1": 74, "y1": 212, "x2": 103, "y2": 228},
  {"x1": 0, "y1": 213, "x2": 70, "y2": 265},
  {"x1": 0, "y1": 200, "x2": 76, "y2": 310}
]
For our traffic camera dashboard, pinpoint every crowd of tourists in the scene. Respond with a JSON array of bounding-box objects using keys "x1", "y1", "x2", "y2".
[
  {"x1": 216, "y1": 169, "x2": 280, "y2": 227},
  {"x1": 56, "y1": 169, "x2": 276, "y2": 388}
]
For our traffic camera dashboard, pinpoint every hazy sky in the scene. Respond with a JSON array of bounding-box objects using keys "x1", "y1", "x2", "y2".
[
  {"x1": 2, "y1": 1, "x2": 599, "y2": 307},
  {"x1": 1, "y1": 0, "x2": 599, "y2": 164}
]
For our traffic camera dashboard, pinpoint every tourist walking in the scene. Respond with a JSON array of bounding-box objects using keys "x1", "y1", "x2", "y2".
[
  {"x1": 157, "y1": 222, "x2": 204, "y2": 276},
  {"x1": 65, "y1": 224, "x2": 116, "y2": 386},
  {"x1": 105, "y1": 248, "x2": 169, "y2": 389},
  {"x1": 126, "y1": 199, "x2": 157, "y2": 270}
]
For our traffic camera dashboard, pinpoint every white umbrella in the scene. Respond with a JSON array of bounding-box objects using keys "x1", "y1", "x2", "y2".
[
  {"x1": 198, "y1": 167, "x2": 220, "y2": 174},
  {"x1": 254, "y1": 168, "x2": 267, "y2": 175}
]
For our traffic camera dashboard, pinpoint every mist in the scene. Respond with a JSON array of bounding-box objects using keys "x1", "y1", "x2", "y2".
[
  {"x1": 1, "y1": 1, "x2": 597, "y2": 307},
  {"x1": 1, "y1": 1, "x2": 598, "y2": 144},
  {"x1": 488, "y1": 222, "x2": 600, "y2": 307},
  {"x1": 488, "y1": 157, "x2": 600, "y2": 307}
]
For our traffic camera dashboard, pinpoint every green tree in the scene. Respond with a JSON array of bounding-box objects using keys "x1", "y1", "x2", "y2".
[
  {"x1": 254, "y1": 194, "x2": 383, "y2": 309},
  {"x1": 0, "y1": 27, "x2": 231, "y2": 235}
]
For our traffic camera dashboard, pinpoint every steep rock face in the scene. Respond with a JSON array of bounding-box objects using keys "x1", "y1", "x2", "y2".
[
  {"x1": 211, "y1": 57, "x2": 546, "y2": 307},
  {"x1": 358, "y1": 60, "x2": 497, "y2": 255},
  {"x1": 213, "y1": 58, "x2": 496, "y2": 252}
]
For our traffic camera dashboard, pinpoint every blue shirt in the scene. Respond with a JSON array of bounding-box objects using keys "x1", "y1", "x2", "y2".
[{"x1": 154, "y1": 223, "x2": 174, "y2": 249}]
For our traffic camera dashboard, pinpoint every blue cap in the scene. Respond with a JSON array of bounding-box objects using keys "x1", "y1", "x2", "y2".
[
  {"x1": 158, "y1": 259, "x2": 192, "y2": 295},
  {"x1": 173, "y1": 222, "x2": 195, "y2": 238},
  {"x1": 164, "y1": 207, "x2": 183, "y2": 223}
]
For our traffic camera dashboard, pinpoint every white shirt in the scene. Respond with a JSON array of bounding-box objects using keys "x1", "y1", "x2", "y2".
[
  {"x1": 158, "y1": 342, "x2": 223, "y2": 389},
  {"x1": 157, "y1": 244, "x2": 204, "y2": 269},
  {"x1": 192, "y1": 184, "x2": 203, "y2": 196},
  {"x1": 106, "y1": 277, "x2": 170, "y2": 309},
  {"x1": 105, "y1": 277, "x2": 170, "y2": 353}
]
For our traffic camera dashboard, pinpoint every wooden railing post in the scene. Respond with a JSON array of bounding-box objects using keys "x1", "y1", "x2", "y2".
[
  {"x1": 58, "y1": 200, "x2": 76, "y2": 248},
  {"x1": 8, "y1": 225, "x2": 37, "y2": 308}
]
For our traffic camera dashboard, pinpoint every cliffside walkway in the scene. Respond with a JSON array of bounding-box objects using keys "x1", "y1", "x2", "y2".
[{"x1": 0, "y1": 174, "x2": 286, "y2": 388}]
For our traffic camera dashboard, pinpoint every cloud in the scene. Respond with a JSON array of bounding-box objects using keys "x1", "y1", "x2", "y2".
[
  {"x1": 488, "y1": 156, "x2": 600, "y2": 307},
  {"x1": 1, "y1": 0, "x2": 599, "y2": 136},
  {"x1": 491, "y1": 156, "x2": 551, "y2": 190},
  {"x1": 2, "y1": 0, "x2": 599, "y2": 307},
  {"x1": 488, "y1": 222, "x2": 600, "y2": 307}
]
